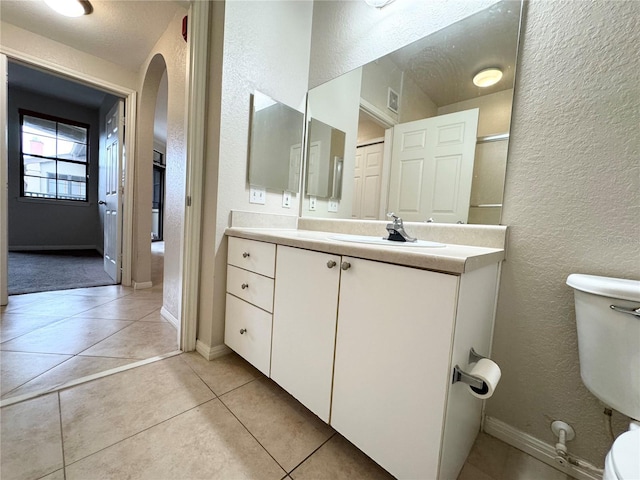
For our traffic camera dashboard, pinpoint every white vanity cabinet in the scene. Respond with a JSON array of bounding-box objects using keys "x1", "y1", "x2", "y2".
[
  {"x1": 271, "y1": 246, "x2": 341, "y2": 422},
  {"x1": 225, "y1": 232, "x2": 502, "y2": 479},
  {"x1": 225, "y1": 237, "x2": 276, "y2": 376}
]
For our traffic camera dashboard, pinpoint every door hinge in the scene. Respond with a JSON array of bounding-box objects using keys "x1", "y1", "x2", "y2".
[{"x1": 186, "y1": 196, "x2": 192, "y2": 207}]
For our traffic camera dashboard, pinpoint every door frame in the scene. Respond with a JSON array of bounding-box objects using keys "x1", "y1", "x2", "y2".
[{"x1": 0, "y1": 46, "x2": 137, "y2": 288}]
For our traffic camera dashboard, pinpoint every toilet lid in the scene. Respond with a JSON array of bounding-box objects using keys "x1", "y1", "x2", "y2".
[{"x1": 611, "y1": 429, "x2": 640, "y2": 479}]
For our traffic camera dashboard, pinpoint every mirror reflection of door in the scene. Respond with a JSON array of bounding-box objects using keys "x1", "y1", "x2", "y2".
[{"x1": 152, "y1": 150, "x2": 165, "y2": 242}]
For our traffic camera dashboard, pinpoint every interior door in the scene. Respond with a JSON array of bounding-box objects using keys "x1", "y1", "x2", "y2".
[
  {"x1": 102, "y1": 100, "x2": 124, "y2": 282},
  {"x1": 387, "y1": 109, "x2": 479, "y2": 223},
  {"x1": 0, "y1": 54, "x2": 8, "y2": 305},
  {"x1": 353, "y1": 141, "x2": 384, "y2": 220}
]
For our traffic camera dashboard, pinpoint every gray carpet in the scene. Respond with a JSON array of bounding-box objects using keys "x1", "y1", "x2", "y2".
[{"x1": 8, "y1": 250, "x2": 116, "y2": 295}]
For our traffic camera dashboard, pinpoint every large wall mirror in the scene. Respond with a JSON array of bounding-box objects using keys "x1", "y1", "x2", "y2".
[
  {"x1": 248, "y1": 91, "x2": 305, "y2": 192},
  {"x1": 302, "y1": 0, "x2": 523, "y2": 224}
]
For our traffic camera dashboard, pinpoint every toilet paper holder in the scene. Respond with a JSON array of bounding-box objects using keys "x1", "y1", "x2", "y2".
[{"x1": 452, "y1": 348, "x2": 487, "y2": 390}]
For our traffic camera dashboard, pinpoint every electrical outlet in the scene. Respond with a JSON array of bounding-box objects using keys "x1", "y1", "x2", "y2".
[
  {"x1": 309, "y1": 196, "x2": 317, "y2": 211},
  {"x1": 328, "y1": 200, "x2": 339, "y2": 213},
  {"x1": 249, "y1": 187, "x2": 266, "y2": 205},
  {"x1": 282, "y1": 191, "x2": 291, "y2": 208}
]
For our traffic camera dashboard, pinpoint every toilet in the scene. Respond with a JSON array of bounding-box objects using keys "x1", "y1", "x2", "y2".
[{"x1": 566, "y1": 274, "x2": 640, "y2": 480}]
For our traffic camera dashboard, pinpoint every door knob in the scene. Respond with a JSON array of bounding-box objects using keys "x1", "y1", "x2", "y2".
[
  {"x1": 341, "y1": 261, "x2": 351, "y2": 271},
  {"x1": 242, "y1": 252, "x2": 250, "y2": 258},
  {"x1": 327, "y1": 260, "x2": 337, "y2": 269},
  {"x1": 241, "y1": 283, "x2": 249, "y2": 289},
  {"x1": 240, "y1": 328, "x2": 247, "y2": 334},
  {"x1": 98, "y1": 200, "x2": 106, "y2": 205}
]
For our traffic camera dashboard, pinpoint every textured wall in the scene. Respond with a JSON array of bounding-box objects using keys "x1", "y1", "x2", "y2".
[
  {"x1": 198, "y1": 1, "x2": 313, "y2": 349},
  {"x1": 135, "y1": 9, "x2": 188, "y2": 318},
  {"x1": 487, "y1": 0, "x2": 640, "y2": 465}
]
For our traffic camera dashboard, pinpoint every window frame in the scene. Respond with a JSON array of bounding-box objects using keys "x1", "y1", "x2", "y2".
[{"x1": 19, "y1": 109, "x2": 90, "y2": 203}]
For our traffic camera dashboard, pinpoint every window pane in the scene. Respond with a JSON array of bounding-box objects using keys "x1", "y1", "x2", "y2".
[
  {"x1": 22, "y1": 132, "x2": 57, "y2": 157},
  {"x1": 24, "y1": 175, "x2": 56, "y2": 198},
  {"x1": 23, "y1": 116, "x2": 57, "y2": 138},
  {"x1": 57, "y1": 140, "x2": 87, "y2": 162},
  {"x1": 23, "y1": 155, "x2": 57, "y2": 176},
  {"x1": 58, "y1": 123, "x2": 87, "y2": 144},
  {"x1": 57, "y1": 160, "x2": 86, "y2": 179}
]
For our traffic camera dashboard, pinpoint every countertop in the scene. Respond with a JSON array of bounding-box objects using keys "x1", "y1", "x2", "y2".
[{"x1": 225, "y1": 227, "x2": 505, "y2": 275}]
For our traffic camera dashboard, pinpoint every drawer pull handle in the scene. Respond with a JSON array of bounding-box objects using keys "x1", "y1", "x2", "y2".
[
  {"x1": 242, "y1": 252, "x2": 250, "y2": 258},
  {"x1": 327, "y1": 260, "x2": 337, "y2": 269},
  {"x1": 241, "y1": 283, "x2": 249, "y2": 290},
  {"x1": 240, "y1": 328, "x2": 247, "y2": 334},
  {"x1": 341, "y1": 261, "x2": 351, "y2": 271}
]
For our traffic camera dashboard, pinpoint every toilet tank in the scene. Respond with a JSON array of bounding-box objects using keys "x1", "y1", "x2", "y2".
[{"x1": 566, "y1": 274, "x2": 640, "y2": 420}]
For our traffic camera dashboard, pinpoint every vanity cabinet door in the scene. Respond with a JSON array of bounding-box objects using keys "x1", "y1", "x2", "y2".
[
  {"x1": 331, "y1": 257, "x2": 459, "y2": 479},
  {"x1": 271, "y1": 246, "x2": 341, "y2": 422}
]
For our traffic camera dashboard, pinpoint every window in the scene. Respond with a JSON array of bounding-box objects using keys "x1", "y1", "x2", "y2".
[{"x1": 20, "y1": 110, "x2": 89, "y2": 202}]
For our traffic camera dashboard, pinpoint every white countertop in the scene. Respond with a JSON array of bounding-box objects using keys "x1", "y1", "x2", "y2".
[{"x1": 225, "y1": 227, "x2": 505, "y2": 274}]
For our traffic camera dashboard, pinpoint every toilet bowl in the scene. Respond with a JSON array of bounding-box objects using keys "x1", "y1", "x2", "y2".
[
  {"x1": 566, "y1": 274, "x2": 640, "y2": 479},
  {"x1": 603, "y1": 427, "x2": 640, "y2": 480}
]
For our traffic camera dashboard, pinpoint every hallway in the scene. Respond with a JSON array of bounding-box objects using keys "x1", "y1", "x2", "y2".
[{"x1": 0, "y1": 242, "x2": 177, "y2": 400}]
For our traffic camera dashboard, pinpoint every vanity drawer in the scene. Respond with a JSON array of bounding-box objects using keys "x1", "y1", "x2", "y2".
[
  {"x1": 225, "y1": 293, "x2": 272, "y2": 376},
  {"x1": 228, "y1": 237, "x2": 276, "y2": 278},
  {"x1": 227, "y1": 265, "x2": 274, "y2": 312}
]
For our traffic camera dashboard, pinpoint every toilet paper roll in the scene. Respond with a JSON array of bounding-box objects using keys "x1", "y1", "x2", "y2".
[{"x1": 468, "y1": 358, "x2": 502, "y2": 399}]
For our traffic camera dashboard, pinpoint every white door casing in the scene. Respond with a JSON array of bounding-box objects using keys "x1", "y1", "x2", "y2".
[
  {"x1": 387, "y1": 109, "x2": 479, "y2": 223},
  {"x1": 103, "y1": 100, "x2": 124, "y2": 283},
  {"x1": 0, "y1": 54, "x2": 7, "y2": 305}
]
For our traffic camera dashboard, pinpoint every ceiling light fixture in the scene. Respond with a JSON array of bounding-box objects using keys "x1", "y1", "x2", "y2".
[
  {"x1": 44, "y1": 0, "x2": 93, "y2": 17},
  {"x1": 364, "y1": 0, "x2": 396, "y2": 8},
  {"x1": 473, "y1": 68, "x2": 503, "y2": 88}
]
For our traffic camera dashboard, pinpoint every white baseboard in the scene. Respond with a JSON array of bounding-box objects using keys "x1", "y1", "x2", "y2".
[
  {"x1": 483, "y1": 416, "x2": 603, "y2": 480},
  {"x1": 9, "y1": 245, "x2": 98, "y2": 251},
  {"x1": 195, "y1": 340, "x2": 231, "y2": 361},
  {"x1": 160, "y1": 306, "x2": 179, "y2": 329},
  {"x1": 133, "y1": 281, "x2": 153, "y2": 290}
]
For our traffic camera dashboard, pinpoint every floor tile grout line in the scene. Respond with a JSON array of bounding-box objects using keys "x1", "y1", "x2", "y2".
[
  {"x1": 62, "y1": 396, "x2": 218, "y2": 469},
  {"x1": 175, "y1": 354, "x2": 221, "y2": 399},
  {"x1": 57, "y1": 391, "x2": 68, "y2": 480},
  {"x1": 1, "y1": 354, "x2": 74, "y2": 399},
  {"x1": 216, "y1": 387, "x2": 290, "y2": 476},
  {"x1": 287, "y1": 431, "x2": 338, "y2": 476}
]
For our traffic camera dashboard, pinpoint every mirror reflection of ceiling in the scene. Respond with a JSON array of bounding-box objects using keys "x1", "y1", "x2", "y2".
[{"x1": 387, "y1": 0, "x2": 521, "y2": 107}]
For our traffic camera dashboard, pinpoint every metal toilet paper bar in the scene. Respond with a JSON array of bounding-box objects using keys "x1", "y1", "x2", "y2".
[{"x1": 451, "y1": 347, "x2": 488, "y2": 390}]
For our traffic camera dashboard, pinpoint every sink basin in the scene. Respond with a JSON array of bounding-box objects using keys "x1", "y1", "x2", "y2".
[{"x1": 328, "y1": 234, "x2": 445, "y2": 248}]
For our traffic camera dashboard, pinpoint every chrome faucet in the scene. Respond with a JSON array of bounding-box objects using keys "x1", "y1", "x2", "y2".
[{"x1": 385, "y1": 213, "x2": 417, "y2": 242}]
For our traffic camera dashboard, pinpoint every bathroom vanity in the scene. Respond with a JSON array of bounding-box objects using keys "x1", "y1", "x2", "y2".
[{"x1": 224, "y1": 220, "x2": 506, "y2": 479}]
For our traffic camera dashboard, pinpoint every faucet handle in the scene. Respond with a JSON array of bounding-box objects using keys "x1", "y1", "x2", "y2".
[{"x1": 387, "y1": 212, "x2": 402, "y2": 226}]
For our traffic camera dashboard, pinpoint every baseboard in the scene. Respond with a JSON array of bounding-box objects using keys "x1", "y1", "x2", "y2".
[
  {"x1": 133, "y1": 281, "x2": 153, "y2": 290},
  {"x1": 195, "y1": 340, "x2": 231, "y2": 361},
  {"x1": 9, "y1": 245, "x2": 98, "y2": 251},
  {"x1": 160, "y1": 307, "x2": 179, "y2": 329},
  {"x1": 483, "y1": 416, "x2": 603, "y2": 480}
]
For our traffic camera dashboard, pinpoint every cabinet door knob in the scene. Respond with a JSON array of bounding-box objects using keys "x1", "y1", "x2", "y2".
[
  {"x1": 241, "y1": 283, "x2": 249, "y2": 289},
  {"x1": 242, "y1": 252, "x2": 250, "y2": 258},
  {"x1": 326, "y1": 260, "x2": 337, "y2": 269},
  {"x1": 240, "y1": 328, "x2": 247, "y2": 334},
  {"x1": 341, "y1": 261, "x2": 351, "y2": 271}
]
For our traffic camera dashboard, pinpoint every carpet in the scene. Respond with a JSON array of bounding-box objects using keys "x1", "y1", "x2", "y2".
[{"x1": 8, "y1": 250, "x2": 116, "y2": 295}]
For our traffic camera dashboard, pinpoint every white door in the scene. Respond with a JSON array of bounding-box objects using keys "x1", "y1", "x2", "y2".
[
  {"x1": 353, "y1": 141, "x2": 384, "y2": 220},
  {"x1": 102, "y1": 100, "x2": 124, "y2": 282},
  {"x1": 0, "y1": 54, "x2": 8, "y2": 305},
  {"x1": 387, "y1": 109, "x2": 479, "y2": 223},
  {"x1": 306, "y1": 141, "x2": 321, "y2": 196}
]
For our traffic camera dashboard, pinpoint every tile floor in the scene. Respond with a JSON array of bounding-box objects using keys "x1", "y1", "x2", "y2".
[
  {"x1": 1, "y1": 242, "x2": 176, "y2": 400},
  {"x1": 1, "y1": 242, "x2": 574, "y2": 479},
  {"x1": 1, "y1": 350, "x2": 575, "y2": 480}
]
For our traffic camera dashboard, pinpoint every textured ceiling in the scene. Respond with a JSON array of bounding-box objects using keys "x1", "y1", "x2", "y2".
[
  {"x1": 0, "y1": 0, "x2": 189, "y2": 71},
  {"x1": 388, "y1": 0, "x2": 522, "y2": 106}
]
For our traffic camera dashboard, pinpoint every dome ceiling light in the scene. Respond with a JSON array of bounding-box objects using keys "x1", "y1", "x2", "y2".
[
  {"x1": 473, "y1": 68, "x2": 503, "y2": 88},
  {"x1": 44, "y1": 0, "x2": 93, "y2": 17}
]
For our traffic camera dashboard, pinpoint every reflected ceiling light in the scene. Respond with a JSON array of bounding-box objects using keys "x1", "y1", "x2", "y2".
[
  {"x1": 473, "y1": 68, "x2": 503, "y2": 88},
  {"x1": 364, "y1": 0, "x2": 396, "y2": 8},
  {"x1": 44, "y1": 0, "x2": 93, "y2": 17}
]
